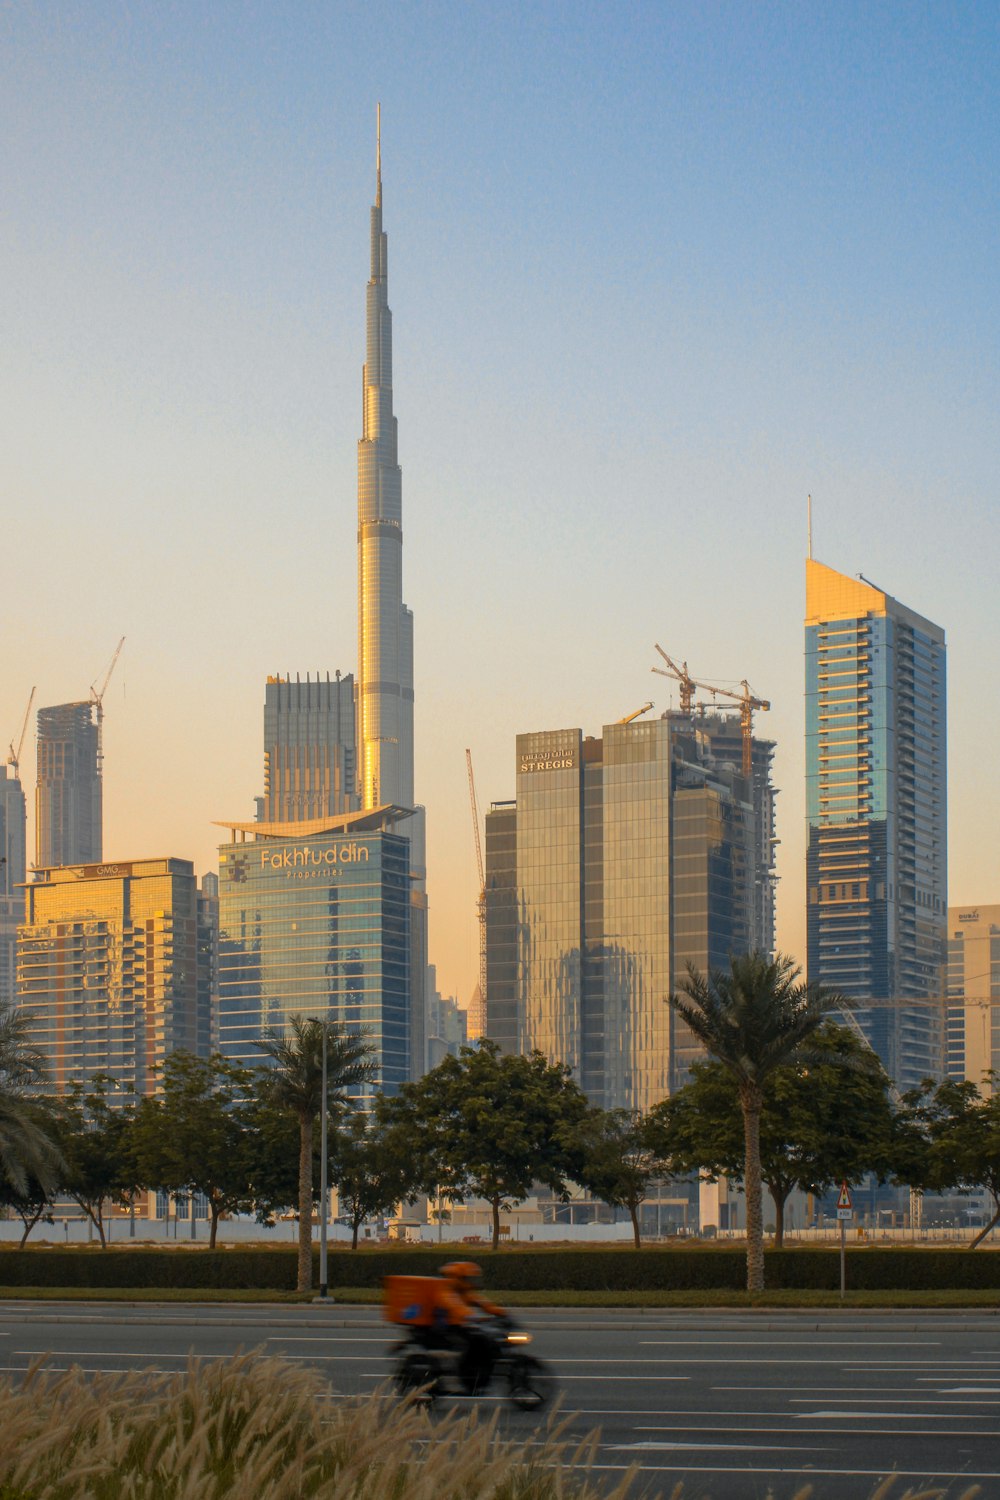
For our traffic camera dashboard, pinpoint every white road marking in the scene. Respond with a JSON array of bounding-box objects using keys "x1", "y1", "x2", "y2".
[
  {"x1": 616, "y1": 1441, "x2": 826, "y2": 1452},
  {"x1": 634, "y1": 1424, "x2": 1000, "y2": 1438},
  {"x1": 586, "y1": 1464, "x2": 1000, "y2": 1480},
  {"x1": 791, "y1": 1396, "x2": 1000, "y2": 1406},
  {"x1": 640, "y1": 1339, "x2": 940, "y2": 1347}
]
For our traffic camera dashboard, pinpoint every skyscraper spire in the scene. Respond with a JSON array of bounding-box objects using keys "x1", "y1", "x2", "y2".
[{"x1": 357, "y1": 106, "x2": 414, "y2": 812}]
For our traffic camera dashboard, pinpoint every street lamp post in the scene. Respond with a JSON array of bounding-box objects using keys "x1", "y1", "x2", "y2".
[{"x1": 319, "y1": 1024, "x2": 328, "y2": 1299}]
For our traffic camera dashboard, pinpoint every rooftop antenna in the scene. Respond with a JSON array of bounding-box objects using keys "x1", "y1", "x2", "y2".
[
  {"x1": 807, "y1": 493, "x2": 813, "y2": 560},
  {"x1": 376, "y1": 101, "x2": 382, "y2": 206}
]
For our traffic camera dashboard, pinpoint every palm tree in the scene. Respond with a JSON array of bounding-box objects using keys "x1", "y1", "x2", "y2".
[
  {"x1": 670, "y1": 951, "x2": 849, "y2": 1292},
  {"x1": 255, "y1": 1017, "x2": 376, "y2": 1293},
  {"x1": 0, "y1": 1001, "x2": 60, "y2": 1195}
]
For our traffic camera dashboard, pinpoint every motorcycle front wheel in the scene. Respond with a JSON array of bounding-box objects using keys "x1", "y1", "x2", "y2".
[
  {"x1": 506, "y1": 1353, "x2": 556, "y2": 1411},
  {"x1": 394, "y1": 1350, "x2": 438, "y2": 1404}
]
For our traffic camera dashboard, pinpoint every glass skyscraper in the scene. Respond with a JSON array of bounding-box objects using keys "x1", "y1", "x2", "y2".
[
  {"x1": 17, "y1": 857, "x2": 214, "y2": 1093},
  {"x1": 486, "y1": 713, "x2": 776, "y2": 1110},
  {"x1": 35, "y1": 702, "x2": 102, "y2": 869},
  {"x1": 216, "y1": 820, "x2": 410, "y2": 1096},
  {"x1": 805, "y1": 557, "x2": 947, "y2": 1090}
]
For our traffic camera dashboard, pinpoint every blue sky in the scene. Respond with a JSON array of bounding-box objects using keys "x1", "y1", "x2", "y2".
[{"x1": 2, "y1": 2, "x2": 998, "y2": 1003}]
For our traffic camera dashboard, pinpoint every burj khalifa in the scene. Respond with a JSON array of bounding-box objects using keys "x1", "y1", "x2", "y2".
[
  {"x1": 356, "y1": 108, "x2": 428, "y2": 1071},
  {"x1": 357, "y1": 106, "x2": 414, "y2": 813}
]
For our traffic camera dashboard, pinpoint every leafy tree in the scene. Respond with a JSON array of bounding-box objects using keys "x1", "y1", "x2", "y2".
[
  {"x1": 329, "y1": 1104, "x2": 418, "y2": 1249},
  {"x1": 254, "y1": 1018, "x2": 376, "y2": 1292},
  {"x1": 913, "y1": 1074, "x2": 1000, "y2": 1248},
  {"x1": 0, "y1": 1000, "x2": 60, "y2": 1196},
  {"x1": 49, "y1": 1079, "x2": 138, "y2": 1247},
  {"x1": 654, "y1": 1022, "x2": 893, "y2": 1245},
  {"x1": 389, "y1": 1041, "x2": 589, "y2": 1250},
  {"x1": 130, "y1": 1052, "x2": 257, "y2": 1249},
  {"x1": 0, "y1": 1165, "x2": 54, "y2": 1247},
  {"x1": 669, "y1": 952, "x2": 851, "y2": 1291},
  {"x1": 243, "y1": 1094, "x2": 309, "y2": 1226},
  {"x1": 576, "y1": 1109, "x2": 670, "y2": 1248}
]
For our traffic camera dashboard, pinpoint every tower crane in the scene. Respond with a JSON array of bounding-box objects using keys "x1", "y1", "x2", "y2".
[
  {"x1": 6, "y1": 686, "x2": 36, "y2": 780},
  {"x1": 617, "y1": 701, "x2": 654, "y2": 725},
  {"x1": 651, "y1": 646, "x2": 697, "y2": 715},
  {"x1": 465, "y1": 748, "x2": 487, "y2": 1037},
  {"x1": 652, "y1": 644, "x2": 770, "y2": 777},
  {"x1": 90, "y1": 636, "x2": 125, "y2": 776}
]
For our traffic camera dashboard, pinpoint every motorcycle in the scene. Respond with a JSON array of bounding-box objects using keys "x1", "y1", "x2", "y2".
[{"x1": 390, "y1": 1315, "x2": 556, "y2": 1410}]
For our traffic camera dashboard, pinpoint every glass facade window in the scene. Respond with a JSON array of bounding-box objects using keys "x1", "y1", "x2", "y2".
[
  {"x1": 261, "y1": 675, "x2": 358, "y2": 821},
  {"x1": 486, "y1": 715, "x2": 776, "y2": 1111},
  {"x1": 217, "y1": 829, "x2": 410, "y2": 1097},
  {"x1": 805, "y1": 559, "x2": 947, "y2": 1091}
]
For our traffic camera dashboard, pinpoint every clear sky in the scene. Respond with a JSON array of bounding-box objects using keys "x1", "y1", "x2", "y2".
[{"x1": 2, "y1": 2, "x2": 998, "y2": 1006}]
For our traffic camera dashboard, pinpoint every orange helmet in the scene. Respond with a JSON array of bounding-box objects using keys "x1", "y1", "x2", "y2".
[{"x1": 441, "y1": 1260, "x2": 482, "y2": 1289}]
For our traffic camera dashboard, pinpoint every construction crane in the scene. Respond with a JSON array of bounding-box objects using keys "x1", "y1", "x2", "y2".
[
  {"x1": 652, "y1": 644, "x2": 769, "y2": 777},
  {"x1": 617, "y1": 701, "x2": 654, "y2": 725},
  {"x1": 90, "y1": 636, "x2": 125, "y2": 776},
  {"x1": 6, "y1": 686, "x2": 36, "y2": 780},
  {"x1": 651, "y1": 645, "x2": 696, "y2": 714},
  {"x1": 465, "y1": 748, "x2": 487, "y2": 1035}
]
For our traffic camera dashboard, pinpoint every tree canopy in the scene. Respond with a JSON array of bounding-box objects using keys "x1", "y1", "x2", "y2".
[{"x1": 389, "y1": 1041, "x2": 589, "y2": 1249}]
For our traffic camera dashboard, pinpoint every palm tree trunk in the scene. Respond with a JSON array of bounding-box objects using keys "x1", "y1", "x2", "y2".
[
  {"x1": 741, "y1": 1085, "x2": 765, "y2": 1292},
  {"x1": 297, "y1": 1111, "x2": 314, "y2": 1293}
]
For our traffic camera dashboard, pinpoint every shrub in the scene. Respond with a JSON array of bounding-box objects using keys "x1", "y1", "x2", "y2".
[{"x1": 1, "y1": 1243, "x2": 999, "y2": 1292}]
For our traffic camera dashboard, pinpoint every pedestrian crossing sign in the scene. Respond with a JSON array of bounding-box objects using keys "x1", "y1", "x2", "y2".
[{"x1": 837, "y1": 1182, "x2": 853, "y2": 1211}]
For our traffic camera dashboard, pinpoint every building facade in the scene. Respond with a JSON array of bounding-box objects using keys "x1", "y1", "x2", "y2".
[
  {"x1": 17, "y1": 858, "x2": 214, "y2": 1094},
  {"x1": 805, "y1": 557, "x2": 947, "y2": 1090},
  {"x1": 946, "y1": 903, "x2": 1000, "y2": 1091},
  {"x1": 216, "y1": 816, "x2": 410, "y2": 1096},
  {"x1": 260, "y1": 673, "x2": 358, "y2": 823},
  {"x1": 0, "y1": 763, "x2": 27, "y2": 1007},
  {"x1": 485, "y1": 713, "x2": 776, "y2": 1110},
  {"x1": 35, "y1": 702, "x2": 102, "y2": 869}
]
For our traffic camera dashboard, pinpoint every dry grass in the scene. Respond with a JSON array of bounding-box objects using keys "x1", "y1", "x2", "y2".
[
  {"x1": 0, "y1": 1352, "x2": 640, "y2": 1500},
  {"x1": 0, "y1": 1354, "x2": 982, "y2": 1500}
]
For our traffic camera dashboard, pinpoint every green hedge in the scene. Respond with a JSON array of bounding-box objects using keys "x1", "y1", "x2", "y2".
[{"x1": 1, "y1": 1244, "x2": 999, "y2": 1292}]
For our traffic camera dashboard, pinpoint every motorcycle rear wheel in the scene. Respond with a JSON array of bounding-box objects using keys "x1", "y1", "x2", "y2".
[{"x1": 506, "y1": 1353, "x2": 556, "y2": 1411}]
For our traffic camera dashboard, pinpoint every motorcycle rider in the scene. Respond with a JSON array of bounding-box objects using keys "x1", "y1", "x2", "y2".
[{"x1": 434, "y1": 1261, "x2": 508, "y2": 1393}]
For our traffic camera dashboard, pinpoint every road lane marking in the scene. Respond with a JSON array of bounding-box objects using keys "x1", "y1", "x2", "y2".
[
  {"x1": 586, "y1": 1465, "x2": 1000, "y2": 1480},
  {"x1": 615, "y1": 1441, "x2": 827, "y2": 1452},
  {"x1": 634, "y1": 1423, "x2": 1000, "y2": 1438},
  {"x1": 640, "y1": 1339, "x2": 940, "y2": 1347}
]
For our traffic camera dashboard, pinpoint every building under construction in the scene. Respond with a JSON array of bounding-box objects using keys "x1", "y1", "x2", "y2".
[
  {"x1": 34, "y1": 702, "x2": 102, "y2": 869},
  {"x1": 484, "y1": 709, "x2": 777, "y2": 1111}
]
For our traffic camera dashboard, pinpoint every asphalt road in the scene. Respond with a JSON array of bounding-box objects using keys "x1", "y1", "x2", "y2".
[{"x1": 0, "y1": 1302, "x2": 997, "y2": 1500}]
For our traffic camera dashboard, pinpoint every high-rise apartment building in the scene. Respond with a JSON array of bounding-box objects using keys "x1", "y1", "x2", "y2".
[
  {"x1": 485, "y1": 713, "x2": 776, "y2": 1110},
  {"x1": 805, "y1": 557, "x2": 947, "y2": 1091},
  {"x1": 0, "y1": 763, "x2": 27, "y2": 1007},
  {"x1": 35, "y1": 702, "x2": 101, "y2": 869},
  {"x1": 260, "y1": 673, "x2": 357, "y2": 823},
  {"x1": 216, "y1": 816, "x2": 411, "y2": 1096},
  {"x1": 17, "y1": 858, "x2": 214, "y2": 1093},
  {"x1": 946, "y1": 904, "x2": 1000, "y2": 1090}
]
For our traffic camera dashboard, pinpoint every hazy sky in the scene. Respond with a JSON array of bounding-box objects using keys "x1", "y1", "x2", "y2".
[{"x1": 2, "y1": 2, "x2": 998, "y2": 1005}]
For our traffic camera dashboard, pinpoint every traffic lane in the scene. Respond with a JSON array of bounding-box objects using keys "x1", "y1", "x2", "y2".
[{"x1": 0, "y1": 1306, "x2": 996, "y2": 1498}]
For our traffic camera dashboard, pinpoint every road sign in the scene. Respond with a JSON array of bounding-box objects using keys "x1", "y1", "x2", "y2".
[
  {"x1": 836, "y1": 1207, "x2": 853, "y2": 1220},
  {"x1": 836, "y1": 1182, "x2": 853, "y2": 1211}
]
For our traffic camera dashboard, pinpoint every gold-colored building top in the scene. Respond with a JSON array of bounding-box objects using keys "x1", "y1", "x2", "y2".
[{"x1": 806, "y1": 556, "x2": 944, "y2": 642}]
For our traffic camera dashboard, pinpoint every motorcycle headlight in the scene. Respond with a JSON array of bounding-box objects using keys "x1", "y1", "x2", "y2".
[{"x1": 506, "y1": 1332, "x2": 531, "y2": 1344}]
